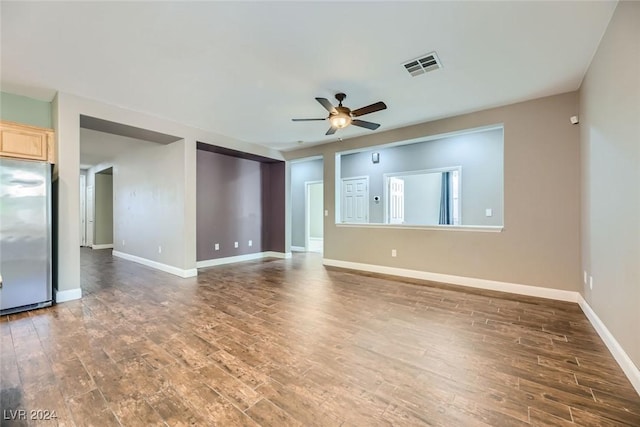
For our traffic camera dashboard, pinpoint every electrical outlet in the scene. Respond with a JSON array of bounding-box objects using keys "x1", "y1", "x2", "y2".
[
  {"x1": 214, "y1": 243, "x2": 219, "y2": 251},
  {"x1": 234, "y1": 241, "x2": 239, "y2": 248},
  {"x1": 324, "y1": 210, "x2": 328, "y2": 217},
  {"x1": 583, "y1": 271, "x2": 587, "y2": 285},
  {"x1": 122, "y1": 240, "x2": 125, "y2": 246},
  {"x1": 248, "y1": 240, "x2": 252, "y2": 247},
  {"x1": 391, "y1": 249, "x2": 397, "y2": 257},
  {"x1": 589, "y1": 276, "x2": 593, "y2": 290},
  {"x1": 158, "y1": 246, "x2": 162, "y2": 254},
  {"x1": 485, "y1": 208, "x2": 493, "y2": 217}
]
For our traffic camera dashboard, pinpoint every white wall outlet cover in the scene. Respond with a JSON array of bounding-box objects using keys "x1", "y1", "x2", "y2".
[
  {"x1": 583, "y1": 271, "x2": 587, "y2": 284},
  {"x1": 248, "y1": 240, "x2": 252, "y2": 247},
  {"x1": 391, "y1": 249, "x2": 397, "y2": 257},
  {"x1": 485, "y1": 208, "x2": 493, "y2": 217},
  {"x1": 324, "y1": 210, "x2": 328, "y2": 217},
  {"x1": 234, "y1": 241, "x2": 239, "y2": 248},
  {"x1": 214, "y1": 243, "x2": 220, "y2": 250},
  {"x1": 589, "y1": 276, "x2": 593, "y2": 290},
  {"x1": 158, "y1": 246, "x2": 162, "y2": 253}
]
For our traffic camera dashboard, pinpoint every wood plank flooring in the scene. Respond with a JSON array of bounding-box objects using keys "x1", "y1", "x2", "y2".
[{"x1": 1, "y1": 248, "x2": 639, "y2": 426}]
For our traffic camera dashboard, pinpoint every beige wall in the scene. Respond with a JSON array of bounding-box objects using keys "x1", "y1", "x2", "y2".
[
  {"x1": 286, "y1": 92, "x2": 581, "y2": 291},
  {"x1": 54, "y1": 92, "x2": 283, "y2": 297},
  {"x1": 113, "y1": 138, "x2": 189, "y2": 268},
  {"x1": 94, "y1": 171, "x2": 113, "y2": 245},
  {"x1": 579, "y1": 1, "x2": 640, "y2": 367}
]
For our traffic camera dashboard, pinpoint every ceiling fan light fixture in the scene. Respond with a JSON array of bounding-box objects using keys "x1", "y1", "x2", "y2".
[{"x1": 330, "y1": 112, "x2": 351, "y2": 129}]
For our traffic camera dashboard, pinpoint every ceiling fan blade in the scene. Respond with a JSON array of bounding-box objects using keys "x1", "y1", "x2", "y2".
[
  {"x1": 351, "y1": 119, "x2": 380, "y2": 130},
  {"x1": 351, "y1": 101, "x2": 387, "y2": 117},
  {"x1": 326, "y1": 126, "x2": 338, "y2": 135},
  {"x1": 316, "y1": 97, "x2": 337, "y2": 114},
  {"x1": 292, "y1": 118, "x2": 326, "y2": 121}
]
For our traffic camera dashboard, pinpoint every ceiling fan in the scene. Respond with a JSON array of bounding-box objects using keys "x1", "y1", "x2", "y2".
[{"x1": 292, "y1": 93, "x2": 387, "y2": 136}]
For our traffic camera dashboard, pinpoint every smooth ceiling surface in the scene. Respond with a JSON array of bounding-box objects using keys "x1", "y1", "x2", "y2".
[{"x1": 1, "y1": 1, "x2": 616, "y2": 150}]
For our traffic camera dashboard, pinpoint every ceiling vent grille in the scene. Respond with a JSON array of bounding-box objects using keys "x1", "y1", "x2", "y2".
[{"x1": 403, "y1": 52, "x2": 442, "y2": 77}]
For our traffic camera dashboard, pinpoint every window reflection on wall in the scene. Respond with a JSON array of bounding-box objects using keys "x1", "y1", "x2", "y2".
[{"x1": 336, "y1": 125, "x2": 503, "y2": 227}]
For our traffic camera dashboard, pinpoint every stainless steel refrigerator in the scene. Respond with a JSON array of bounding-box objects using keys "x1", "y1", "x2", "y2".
[{"x1": 0, "y1": 158, "x2": 53, "y2": 314}]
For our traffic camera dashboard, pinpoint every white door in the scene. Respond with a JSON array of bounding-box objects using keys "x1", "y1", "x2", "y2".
[
  {"x1": 388, "y1": 177, "x2": 405, "y2": 224},
  {"x1": 80, "y1": 174, "x2": 86, "y2": 246},
  {"x1": 341, "y1": 177, "x2": 368, "y2": 223},
  {"x1": 86, "y1": 185, "x2": 94, "y2": 247}
]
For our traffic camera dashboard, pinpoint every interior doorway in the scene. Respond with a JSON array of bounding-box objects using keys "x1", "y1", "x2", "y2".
[
  {"x1": 290, "y1": 157, "x2": 324, "y2": 252},
  {"x1": 305, "y1": 181, "x2": 323, "y2": 253},
  {"x1": 93, "y1": 168, "x2": 114, "y2": 249}
]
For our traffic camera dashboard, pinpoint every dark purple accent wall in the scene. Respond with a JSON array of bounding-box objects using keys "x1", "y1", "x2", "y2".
[
  {"x1": 196, "y1": 149, "x2": 285, "y2": 261},
  {"x1": 261, "y1": 162, "x2": 286, "y2": 252}
]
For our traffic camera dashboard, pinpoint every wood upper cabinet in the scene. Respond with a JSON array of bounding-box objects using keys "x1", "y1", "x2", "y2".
[{"x1": 0, "y1": 120, "x2": 56, "y2": 163}]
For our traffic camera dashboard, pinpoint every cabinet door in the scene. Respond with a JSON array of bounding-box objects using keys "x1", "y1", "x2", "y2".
[{"x1": 0, "y1": 121, "x2": 54, "y2": 162}]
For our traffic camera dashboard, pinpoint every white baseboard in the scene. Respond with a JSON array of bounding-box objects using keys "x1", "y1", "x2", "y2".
[
  {"x1": 92, "y1": 243, "x2": 114, "y2": 250},
  {"x1": 322, "y1": 258, "x2": 640, "y2": 396},
  {"x1": 197, "y1": 252, "x2": 267, "y2": 268},
  {"x1": 264, "y1": 251, "x2": 292, "y2": 259},
  {"x1": 291, "y1": 246, "x2": 306, "y2": 252},
  {"x1": 113, "y1": 250, "x2": 197, "y2": 278},
  {"x1": 322, "y1": 259, "x2": 579, "y2": 302},
  {"x1": 577, "y1": 295, "x2": 640, "y2": 395},
  {"x1": 55, "y1": 287, "x2": 82, "y2": 303},
  {"x1": 197, "y1": 251, "x2": 292, "y2": 268}
]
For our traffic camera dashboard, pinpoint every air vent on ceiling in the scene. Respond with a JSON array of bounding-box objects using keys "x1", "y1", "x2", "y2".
[{"x1": 403, "y1": 52, "x2": 442, "y2": 77}]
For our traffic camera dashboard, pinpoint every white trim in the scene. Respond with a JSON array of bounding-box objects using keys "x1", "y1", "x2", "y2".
[
  {"x1": 291, "y1": 246, "x2": 306, "y2": 252},
  {"x1": 335, "y1": 223, "x2": 503, "y2": 233},
  {"x1": 305, "y1": 180, "x2": 324, "y2": 251},
  {"x1": 322, "y1": 258, "x2": 640, "y2": 395},
  {"x1": 197, "y1": 251, "x2": 292, "y2": 268},
  {"x1": 113, "y1": 250, "x2": 197, "y2": 278},
  {"x1": 55, "y1": 287, "x2": 82, "y2": 303},
  {"x1": 322, "y1": 258, "x2": 578, "y2": 302},
  {"x1": 577, "y1": 295, "x2": 640, "y2": 395},
  {"x1": 197, "y1": 252, "x2": 267, "y2": 268},
  {"x1": 91, "y1": 243, "x2": 114, "y2": 250},
  {"x1": 264, "y1": 251, "x2": 292, "y2": 259}
]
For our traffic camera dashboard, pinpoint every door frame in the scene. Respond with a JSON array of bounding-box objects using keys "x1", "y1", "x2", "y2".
[
  {"x1": 80, "y1": 173, "x2": 87, "y2": 246},
  {"x1": 304, "y1": 180, "x2": 323, "y2": 252},
  {"x1": 86, "y1": 184, "x2": 94, "y2": 247}
]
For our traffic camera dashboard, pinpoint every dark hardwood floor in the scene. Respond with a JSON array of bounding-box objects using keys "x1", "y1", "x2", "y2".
[{"x1": 1, "y1": 248, "x2": 639, "y2": 426}]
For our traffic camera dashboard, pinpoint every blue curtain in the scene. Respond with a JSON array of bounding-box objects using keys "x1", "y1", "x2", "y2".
[{"x1": 439, "y1": 172, "x2": 451, "y2": 225}]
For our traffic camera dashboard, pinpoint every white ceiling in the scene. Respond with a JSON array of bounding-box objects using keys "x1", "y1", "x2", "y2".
[{"x1": 1, "y1": 1, "x2": 616, "y2": 151}]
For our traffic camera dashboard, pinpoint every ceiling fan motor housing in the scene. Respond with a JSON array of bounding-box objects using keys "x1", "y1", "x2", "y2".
[{"x1": 292, "y1": 91, "x2": 387, "y2": 135}]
